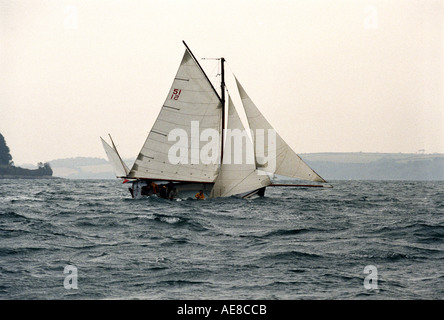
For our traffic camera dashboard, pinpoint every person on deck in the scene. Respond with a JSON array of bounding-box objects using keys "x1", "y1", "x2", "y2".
[
  {"x1": 169, "y1": 187, "x2": 178, "y2": 200},
  {"x1": 195, "y1": 190, "x2": 205, "y2": 200},
  {"x1": 150, "y1": 181, "x2": 158, "y2": 195},
  {"x1": 167, "y1": 182, "x2": 174, "y2": 194},
  {"x1": 159, "y1": 185, "x2": 168, "y2": 199}
]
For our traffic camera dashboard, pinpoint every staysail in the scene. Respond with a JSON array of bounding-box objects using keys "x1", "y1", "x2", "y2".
[
  {"x1": 235, "y1": 77, "x2": 326, "y2": 183},
  {"x1": 101, "y1": 136, "x2": 130, "y2": 178},
  {"x1": 127, "y1": 49, "x2": 222, "y2": 182},
  {"x1": 210, "y1": 96, "x2": 271, "y2": 198}
]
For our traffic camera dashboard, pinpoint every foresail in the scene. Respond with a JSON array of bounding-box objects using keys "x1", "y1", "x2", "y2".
[
  {"x1": 210, "y1": 96, "x2": 270, "y2": 198},
  {"x1": 101, "y1": 137, "x2": 130, "y2": 178},
  {"x1": 128, "y1": 49, "x2": 222, "y2": 182},
  {"x1": 235, "y1": 77, "x2": 326, "y2": 183}
]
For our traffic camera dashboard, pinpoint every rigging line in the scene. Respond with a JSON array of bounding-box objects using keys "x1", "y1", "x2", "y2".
[
  {"x1": 199, "y1": 57, "x2": 221, "y2": 95},
  {"x1": 182, "y1": 41, "x2": 222, "y2": 103},
  {"x1": 108, "y1": 134, "x2": 129, "y2": 175}
]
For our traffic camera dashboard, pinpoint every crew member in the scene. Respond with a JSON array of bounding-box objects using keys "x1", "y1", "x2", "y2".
[
  {"x1": 150, "y1": 181, "x2": 159, "y2": 194},
  {"x1": 159, "y1": 185, "x2": 168, "y2": 199},
  {"x1": 169, "y1": 187, "x2": 179, "y2": 200},
  {"x1": 195, "y1": 190, "x2": 205, "y2": 200}
]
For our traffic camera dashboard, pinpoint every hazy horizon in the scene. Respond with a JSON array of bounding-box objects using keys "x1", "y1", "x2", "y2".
[
  {"x1": 18, "y1": 150, "x2": 444, "y2": 168},
  {"x1": 2, "y1": 0, "x2": 443, "y2": 165}
]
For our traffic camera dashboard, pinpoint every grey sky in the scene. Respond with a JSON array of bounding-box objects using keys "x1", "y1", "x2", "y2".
[{"x1": 1, "y1": 0, "x2": 443, "y2": 165}]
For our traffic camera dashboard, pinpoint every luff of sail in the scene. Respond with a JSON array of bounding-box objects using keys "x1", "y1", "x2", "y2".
[
  {"x1": 210, "y1": 96, "x2": 271, "y2": 198},
  {"x1": 128, "y1": 49, "x2": 222, "y2": 182},
  {"x1": 235, "y1": 77, "x2": 326, "y2": 183},
  {"x1": 101, "y1": 136, "x2": 130, "y2": 178}
]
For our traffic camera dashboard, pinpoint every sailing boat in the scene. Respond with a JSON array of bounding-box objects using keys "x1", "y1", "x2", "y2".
[{"x1": 101, "y1": 41, "x2": 328, "y2": 199}]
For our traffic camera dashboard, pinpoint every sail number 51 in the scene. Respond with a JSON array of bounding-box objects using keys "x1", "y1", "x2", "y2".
[{"x1": 171, "y1": 89, "x2": 182, "y2": 100}]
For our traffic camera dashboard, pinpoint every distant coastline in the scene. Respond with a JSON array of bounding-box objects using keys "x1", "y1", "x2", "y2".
[
  {"x1": 22, "y1": 152, "x2": 444, "y2": 181},
  {"x1": 302, "y1": 152, "x2": 444, "y2": 181}
]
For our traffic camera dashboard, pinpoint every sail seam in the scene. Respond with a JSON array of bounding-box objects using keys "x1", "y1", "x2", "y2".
[
  {"x1": 150, "y1": 130, "x2": 168, "y2": 137},
  {"x1": 135, "y1": 155, "x2": 219, "y2": 173},
  {"x1": 162, "y1": 105, "x2": 181, "y2": 111}
]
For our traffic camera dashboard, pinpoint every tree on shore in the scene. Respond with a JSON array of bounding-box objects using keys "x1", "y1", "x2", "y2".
[
  {"x1": 38, "y1": 162, "x2": 53, "y2": 176},
  {"x1": 0, "y1": 133, "x2": 53, "y2": 177},
  {"x1": 0, "y1": 133, "x2": 13, "y2": 166}
]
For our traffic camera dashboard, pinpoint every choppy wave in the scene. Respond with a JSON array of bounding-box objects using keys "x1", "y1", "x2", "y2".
[{"x1": 0, "y1": 179, "x2": 443, "y2": 299}]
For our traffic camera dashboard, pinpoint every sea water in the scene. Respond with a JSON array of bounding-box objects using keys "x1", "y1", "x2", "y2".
[{"x1": 0, "y1": 179, "x2": 443, "y2": 300}]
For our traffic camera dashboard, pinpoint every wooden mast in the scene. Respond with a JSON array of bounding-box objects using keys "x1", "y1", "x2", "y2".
[{"x1": 220, "y1": 57, "x2": 226, "y2": 164}]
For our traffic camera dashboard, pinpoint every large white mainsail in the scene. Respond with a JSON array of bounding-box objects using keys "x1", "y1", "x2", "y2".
[
  {"x1": 127, "y1": 49, "x2": 222, "y2": 182},
  {"x1": 101, "y1": 136, "x2": 130, "y2": 178},
  {"x1": 235, "y1": 77, "x2": 326, "y2": 183},
  {"x1": 210, "y1": 96, "x2": 271, "y2": 198}
]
